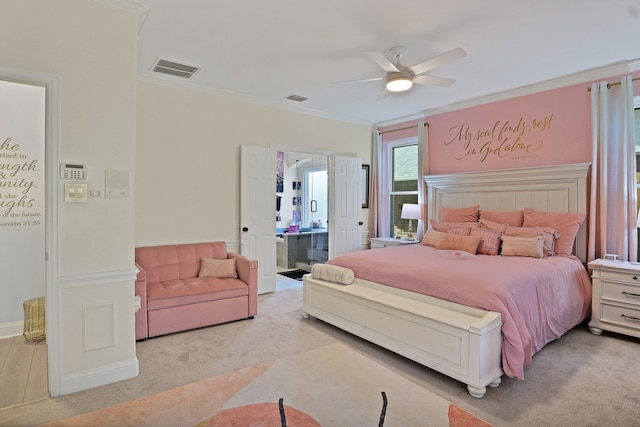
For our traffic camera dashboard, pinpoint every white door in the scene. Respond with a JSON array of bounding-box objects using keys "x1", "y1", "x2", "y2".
[
  {"x1": 329, "y1": 155, "x2": 362, "y2": 258},
  {"x1": 240, "y1": 145, "x2": 276, "y2": 294}
]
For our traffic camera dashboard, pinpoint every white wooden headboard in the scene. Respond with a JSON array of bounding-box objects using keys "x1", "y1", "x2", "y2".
[{"x1": 424, "y1": 163, "x2": 591, "y2": 263}]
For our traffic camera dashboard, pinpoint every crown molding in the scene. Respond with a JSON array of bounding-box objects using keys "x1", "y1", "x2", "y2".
[
  {"x1": 136, "y1": 74, "x2": 372, "y2": 127},
  {"x1": 421, "y1": 60, "x2": 637, "y2": 117},
  {"x1": 95, "y1": 0, "x2": 149, "y2": 32}
]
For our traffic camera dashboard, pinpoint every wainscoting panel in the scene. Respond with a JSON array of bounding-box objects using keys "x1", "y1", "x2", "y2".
[{"x1": 83, "y1": 303, "x2": 115, "y2": 351}]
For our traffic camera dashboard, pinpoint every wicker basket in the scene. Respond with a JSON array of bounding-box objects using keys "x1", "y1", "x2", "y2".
[{"x1": 23, "y1": 297, "x2": 46, "y2": 343}]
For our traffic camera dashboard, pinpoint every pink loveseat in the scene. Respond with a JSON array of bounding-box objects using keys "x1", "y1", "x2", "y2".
[{"x1": 134, "y1": 242, "x2": 258, "y2": 340}]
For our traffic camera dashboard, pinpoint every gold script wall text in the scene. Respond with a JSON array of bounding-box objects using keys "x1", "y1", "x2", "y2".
[
  {"x1": 0, "y1": 137, "x2": 40, "y2": 226},
  {"x1": 444, "y1": 114, "x2": 555, "y2": 163}
]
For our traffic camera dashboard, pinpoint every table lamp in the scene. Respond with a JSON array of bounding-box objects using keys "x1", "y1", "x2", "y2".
[{"x1": 400, "y1": 203, "x2": 420, "y2": 241}]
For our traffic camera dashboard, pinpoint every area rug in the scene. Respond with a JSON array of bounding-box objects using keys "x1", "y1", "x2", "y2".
[
  {"x1": 277, "y1": 269, "x2": 309, "y2": 281},
  {"x1": 42, "y1": 343, "x2": 491, "y2": 427}
]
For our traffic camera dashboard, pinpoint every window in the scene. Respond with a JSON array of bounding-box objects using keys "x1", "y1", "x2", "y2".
[{"x1": 384, "y1": 139, "x2": 418, "y2": 239}]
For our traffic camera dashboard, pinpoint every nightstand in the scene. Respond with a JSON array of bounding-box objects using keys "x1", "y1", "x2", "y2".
[
  {"x1": 588, "y1": 258, "x2": 640, "y2": 338},
  {"x1": 369, "y1": 237, "x2": 419, "y2": 249}
]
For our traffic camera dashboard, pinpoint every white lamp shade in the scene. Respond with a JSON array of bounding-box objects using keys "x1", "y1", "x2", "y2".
[{"x1": 401, "y1": 203, "x2": 420, "y2": 220}]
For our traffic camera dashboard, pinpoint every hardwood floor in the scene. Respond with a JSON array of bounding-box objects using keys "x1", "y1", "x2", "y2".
[{"x1": 0, "y1": 336, "x2": 48, "y2": 409}]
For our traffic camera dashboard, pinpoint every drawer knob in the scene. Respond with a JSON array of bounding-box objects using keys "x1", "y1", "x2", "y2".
[{"x1": 634, "y1": 276, "x2": 638, "y2": 281}]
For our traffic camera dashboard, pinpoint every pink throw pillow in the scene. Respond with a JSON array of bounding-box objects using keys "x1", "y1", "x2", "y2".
[
  {"x1": 470, "y1": 228, "x2": 502, "y2": 255},
  {"x1": 447, "y1": 227, "x2": 472, "y2": 236},
  {"x1": 501, "y1": 235, "x2": 544, "y2": 258},
  {"x1": 199, "y1": 258, "x2": 238, "y2": 278},
  {"x1": 440, "y1": 205, "x2": 480, "y2": 222},
  {"x1": 436, "y1": 234, "x2": 482, "y2": 254},
  {"x1": 479, "y1": 210, "x2": 524, "y2": 227},
  {"x1": 430, "y1": 219, "x2": 480, "y2": 233},
  {"x1": 421, "y1": 229, "x2": 447, "y2": 247},
  {"x1": 479, "y1": 218, "x2": 508, "y2": 233},
  {"x1": 505, "y1": 225, "x2": 559, "y2": 257},
  {"x1": 522, "y1": 208, "x2": 586, "y2": 255}
]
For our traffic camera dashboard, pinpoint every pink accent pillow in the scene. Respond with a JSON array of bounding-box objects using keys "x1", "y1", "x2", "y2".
[
  {"x1": 420, "y1": 229, "x2": 447, "y2": 247},
  {"x1": 447, "y1": 227, "x2": 472, "y2": 236},
  {"x1": 505, "y1": 225, "x2": 560, "y2": 257},
  {"x1": 479, "y1": 218, "x2": 508, "y2": 233},
  {"x1": 470, "y1": 228, "x2": 502, "y2": 255},
  {"x1": 479, "y1": 210, "x2": 524, "y2": 227},
  {"x1": 430, "y1": 219, "x2": 480, "y2": 233},
  {"x1": 440, "y1": 205, "x2": 480, "y2": 222},
  {"x1": 522, "y1": 208, "x2": 586, "y2": 255},
  {"x1": 501, "y1": 235, "x2": 544, "y2": 258},
  {"x1": 436, "y1": 234, "x2": 482, "y2": 254},
  {"x1": 199, "y1": 257, "x2": 238, "y2": 278}
]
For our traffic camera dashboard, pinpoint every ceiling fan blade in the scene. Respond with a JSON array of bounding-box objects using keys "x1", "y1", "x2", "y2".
[
  {"x1": 333, "y1": 76, "x2": 384, "y2": 84},
  {"x1": 376, "y1": 87, "x2": 389, "y2": 100},
  {"x1": 409, "y1": 47, "x2": 467, "y2": 76},
  {"x1": 413, "y1": 74, "x2": 456, "y2": 87},
  {"x1": 365, "y1": 51, "x2": 400, "y2": 73}
]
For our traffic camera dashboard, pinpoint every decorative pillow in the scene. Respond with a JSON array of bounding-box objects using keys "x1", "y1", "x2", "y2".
[
  {"x1": 430, "y1": 219, "x2": 480, "y2": 233},
  {"x1": 470, "y1": 228, "x2": 502, "y2": 255},
  {"x1": 522, "y1": 208, "x2": 586, "y2": 255},
  {"x1": 199, "y1": 257, "x2": 238, "y2": 279},
  {"x1": 505, "y1": 225, "x2": 559, "y2": 257},
  {"x1": 479, "y1": 210, "x2": 524, "y2": 227},
  {"x1": 479, "y1": 218, "x2": 508, "y2": 233},
  {"x1": 420, "y1": 229, "x2": 447, "y2": 247},
  {"x1": 447, "y1": 227, "x2": 472, "y2": 236},
  {"x1": 440, "y1": 205, "x2": 480, "y2": 222},
  {"x1": 435, "y1": 234, "x2": 482, "y2": 254},
  {"x1": 501, "y1": 235, "x2": 544, "y2": 258}
]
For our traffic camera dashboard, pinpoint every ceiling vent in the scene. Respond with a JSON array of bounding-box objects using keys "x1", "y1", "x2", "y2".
[
  {"x1": 152, "y1": 58, "x2": 200, "y2": 79},
  {"x1": 285, "y1": 94, "x2": 308, "y2": 102}
]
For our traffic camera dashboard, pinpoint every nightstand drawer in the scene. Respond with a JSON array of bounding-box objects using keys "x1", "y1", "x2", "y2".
[
  {"x1": 600, "y1": 303, "x2": 640, "y2": 329},
  {"x1": 598, "y1": 269, "x2": 640, "y2": 284},
  {"x1": 601, "y1": 282, "x2": 640, "y2": 305}
]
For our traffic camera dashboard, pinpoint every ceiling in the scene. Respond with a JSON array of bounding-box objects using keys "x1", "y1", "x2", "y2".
[{"x1": 136, "y1": 0, "x2": 640, "y2": 125}]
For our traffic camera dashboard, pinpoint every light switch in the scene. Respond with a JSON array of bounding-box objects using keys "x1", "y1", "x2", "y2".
[{"x1": 64, "y1": 183, "x2": 88, "y2": 202}]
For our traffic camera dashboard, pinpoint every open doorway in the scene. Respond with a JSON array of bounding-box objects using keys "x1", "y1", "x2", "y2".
[
  {"x1": 0, "y1": 78, "x2": 49, "y2": 407},
  {"x1": 276, "y1": 151, "x2": 328, "y2": 285}
]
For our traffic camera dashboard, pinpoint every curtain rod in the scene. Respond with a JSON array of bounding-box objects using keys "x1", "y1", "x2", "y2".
[
  {"x1": 587, "y1": 77, "x2": 640, "y2": 91},
  {"x1": 378, "y1": 122, "x2": 428, "y2": 135}
]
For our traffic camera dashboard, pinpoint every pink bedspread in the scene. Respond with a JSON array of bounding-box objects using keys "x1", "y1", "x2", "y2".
[{"x1": 327, "y1": 245, "x2": 592, "y2": 380}]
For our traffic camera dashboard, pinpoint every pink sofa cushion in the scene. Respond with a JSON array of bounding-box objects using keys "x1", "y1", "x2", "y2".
[
  {"x1": 147, "y1": 277, "x2": 248, "y2": 311},
  {"x1": 135, "y1": 242, "x2": 228, "y2": 284}
]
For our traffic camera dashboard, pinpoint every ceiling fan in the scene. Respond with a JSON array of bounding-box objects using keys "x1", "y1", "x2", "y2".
[{"x1": 344, "y1": 46, "x2": 467, "y2": 96}]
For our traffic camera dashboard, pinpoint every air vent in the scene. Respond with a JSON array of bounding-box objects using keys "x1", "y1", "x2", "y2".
[
  {"x1": 152, "y1": 59, "x2": 200, "y2": 79},
  {"x1": 286, "y1": 94, "x2": 308, "y2": 102}
]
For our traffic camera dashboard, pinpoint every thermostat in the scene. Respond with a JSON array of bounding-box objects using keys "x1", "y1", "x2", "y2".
[{"x1": 60, "y1": 163, "x2": 87, "y2": 180}]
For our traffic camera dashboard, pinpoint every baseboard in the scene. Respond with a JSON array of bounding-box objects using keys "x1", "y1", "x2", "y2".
[
  {"x1": 60, "y1": 357, "x2": 139, "y2": 395},
  {"x1": 0, "y1": 321, "x2": 23, "y2": 339}
]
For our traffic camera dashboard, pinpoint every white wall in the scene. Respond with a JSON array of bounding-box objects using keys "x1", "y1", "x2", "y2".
[
  {"x1": 135, "y1": 79, "x2": 372, "y2": 246},
  {"x1": 0, "y1": 0, "x2": 139, "y2": 395}
]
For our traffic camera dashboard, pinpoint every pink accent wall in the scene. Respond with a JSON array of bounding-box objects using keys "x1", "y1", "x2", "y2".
[{"x1": 427, "y1": 83, "x2": 592, "y2": 174}]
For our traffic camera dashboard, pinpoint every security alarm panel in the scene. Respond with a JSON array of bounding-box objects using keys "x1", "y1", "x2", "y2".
[{"x1": 60, "y1": 163, "x2": 87, "y2": 180}]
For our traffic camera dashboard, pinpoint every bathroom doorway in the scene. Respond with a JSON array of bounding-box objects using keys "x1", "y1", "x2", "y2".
[{"x1": 276, "y1": 151, "x2": 328, "y2": 282}]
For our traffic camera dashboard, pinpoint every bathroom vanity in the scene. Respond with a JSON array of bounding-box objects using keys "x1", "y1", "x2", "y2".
[{"x1": 276, "y1": 229, "x2": 328, "y2": 269}]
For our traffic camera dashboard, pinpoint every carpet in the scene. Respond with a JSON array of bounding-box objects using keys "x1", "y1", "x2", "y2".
[
  {"x1": 42, "y1": 343, "x2": 492, "y2": 427},
  {"x1": 278, "y1": 269, "x2": 309, "y2": 281}
]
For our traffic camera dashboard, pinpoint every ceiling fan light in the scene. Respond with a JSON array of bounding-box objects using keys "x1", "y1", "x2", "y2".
[{"x1": 386, "y1": 77, "x2": 413, "y2": 92}]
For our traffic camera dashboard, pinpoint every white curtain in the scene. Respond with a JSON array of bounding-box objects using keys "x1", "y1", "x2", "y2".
[
  {"x1": 368, "y1": 129, "x2": 383, "y2": 239},
  {"x1": 417, "y1": 121, "x2": 428, "y2": 240},
  {"x1": 589, "y1": 75, "x2": 637, "y2": 262}
]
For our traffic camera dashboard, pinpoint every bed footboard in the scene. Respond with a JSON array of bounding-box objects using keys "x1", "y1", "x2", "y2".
[{"x1": 301, "y1": 275, "x2": 503, "y2": 398}]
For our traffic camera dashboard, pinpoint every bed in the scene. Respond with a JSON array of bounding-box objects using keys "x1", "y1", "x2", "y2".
[{"x1": 301, "y1": 163, "x2": 592, "y2": 398}]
